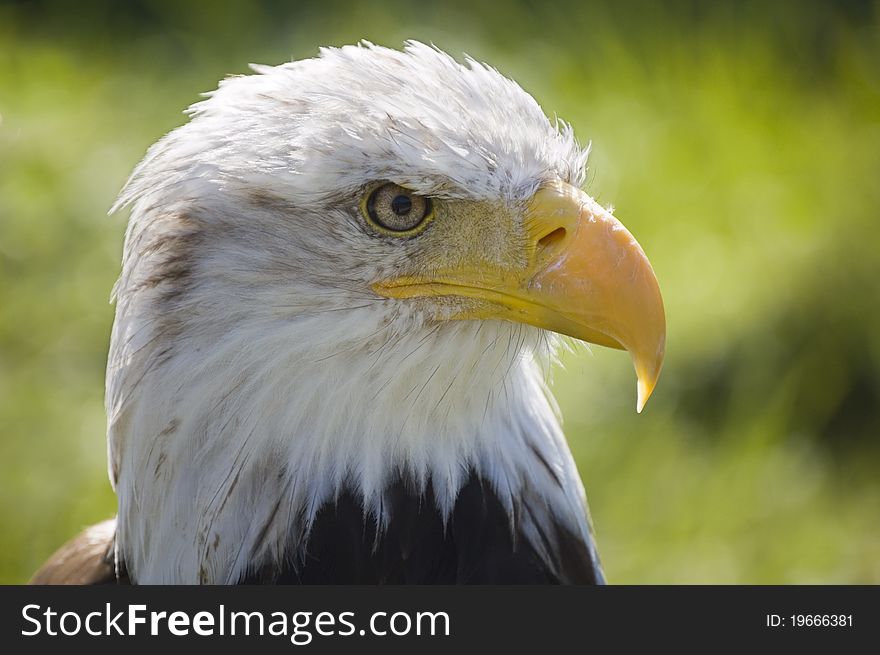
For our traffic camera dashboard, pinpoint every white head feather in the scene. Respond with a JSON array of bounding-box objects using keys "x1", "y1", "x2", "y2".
[{"x1": 107, "y1": 41, "x2": 598, "y2": 583}]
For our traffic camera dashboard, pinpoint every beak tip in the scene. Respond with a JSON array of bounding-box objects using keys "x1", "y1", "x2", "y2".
[
  {"x1": 634, "y1": 342, "x2": 664, "y2": 414},
  {"x1": 636, "y1": 376, "x2": 655, "y2": 414}
]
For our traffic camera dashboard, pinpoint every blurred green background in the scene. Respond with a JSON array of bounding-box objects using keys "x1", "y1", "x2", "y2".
[{"x1": 1, "y1": 0, "x2": 878, "y2": 584}]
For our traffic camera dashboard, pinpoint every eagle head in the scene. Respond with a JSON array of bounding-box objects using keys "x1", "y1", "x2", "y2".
[{"x1": 105, "y1": 41, "x2": 665, "y2": 584}]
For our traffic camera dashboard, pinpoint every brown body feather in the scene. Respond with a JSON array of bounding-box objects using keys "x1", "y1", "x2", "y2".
[{"x1": 29, "y1": 519, "x2": 122, "y2": 585}]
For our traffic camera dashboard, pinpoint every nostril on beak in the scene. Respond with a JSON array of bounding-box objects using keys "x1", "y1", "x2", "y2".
[{"x1": 537, "y1": 227, "x2": 567, "y2": 257}]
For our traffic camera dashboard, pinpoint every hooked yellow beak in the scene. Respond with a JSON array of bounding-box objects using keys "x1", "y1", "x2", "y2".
[{"x1": 372, "y1": 181, "x2": 666, "y2": 412}]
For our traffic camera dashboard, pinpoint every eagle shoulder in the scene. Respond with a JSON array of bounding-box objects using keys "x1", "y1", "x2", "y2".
[{"x1": 29, "y1": 518, "x2": 123, "y2": 585}]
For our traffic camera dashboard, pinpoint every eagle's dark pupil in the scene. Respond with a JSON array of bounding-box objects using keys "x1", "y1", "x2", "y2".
[{"x1": 391, "y1": 195, "x2": 412, "y2": 216}]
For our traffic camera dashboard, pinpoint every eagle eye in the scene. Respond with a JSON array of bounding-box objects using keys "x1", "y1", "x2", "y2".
[{"x1": 362, "y1": 183, "x2": 434, "y2": 236}]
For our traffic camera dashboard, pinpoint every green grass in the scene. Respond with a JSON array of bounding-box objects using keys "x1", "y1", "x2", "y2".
[{"x1": 1, "y1": 0, "x2": 878, "y2": 583}]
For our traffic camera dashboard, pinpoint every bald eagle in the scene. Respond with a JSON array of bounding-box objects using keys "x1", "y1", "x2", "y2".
[{"x1": 32, "y1": 42, "x2": 665, "y2": 585}]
